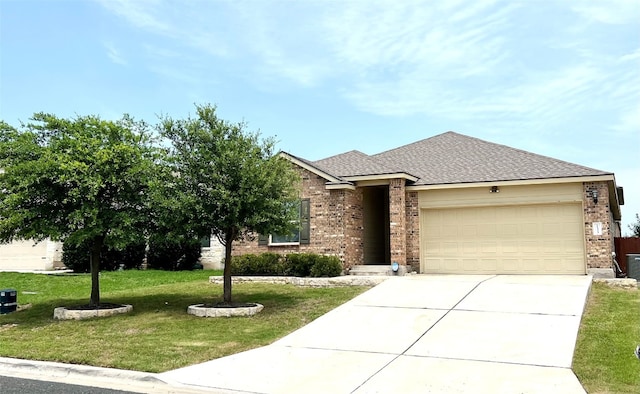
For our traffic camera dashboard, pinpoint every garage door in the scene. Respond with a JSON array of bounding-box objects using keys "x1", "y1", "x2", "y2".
[
  {"x1": 421, "y1": 204, "x2": 585, "y2": 274},
  {"x1": 0, "y1": 240, "x2": 50, "y2": 270}
]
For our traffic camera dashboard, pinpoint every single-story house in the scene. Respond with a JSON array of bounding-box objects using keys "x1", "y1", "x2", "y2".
[
  {"x1": 0, "y1": 237, "x2": 225, "y2": 271},
  {"x1": 234, "y1": 131, "x2": 624, "y2": 277},
  {"x1": 0, "y1": 239, "x2": 63, "y2": 271}
]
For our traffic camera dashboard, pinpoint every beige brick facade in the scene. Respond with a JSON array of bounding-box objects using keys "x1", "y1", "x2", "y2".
[
  {"x1": 583, "y1": 181, "x2": 614, "y2": 269},
  {"x1": 234, "y1": 165, "x2": 618, "y2": 275}
]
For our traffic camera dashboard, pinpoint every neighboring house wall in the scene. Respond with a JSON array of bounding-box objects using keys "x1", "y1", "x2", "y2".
[
  {"x1": 0, "y1": 239, "x2": 62, "y2": 271},
  {"x1": 583, "y1": 181, "x2": 613, "y2": 270},
  {"x1": 200, "y1": 237, "x2": 225, "y2": 270}
]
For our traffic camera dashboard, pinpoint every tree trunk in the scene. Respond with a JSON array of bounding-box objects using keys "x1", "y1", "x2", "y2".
[
  {"x1": 222, "y1": 228, "x2": 235, "y2": 304},
  {"x1": 89, "y1": 237, "x2": 103, "y2": 307}
]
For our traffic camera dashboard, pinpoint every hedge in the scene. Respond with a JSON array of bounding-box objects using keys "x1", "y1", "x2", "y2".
[{"x1": 230, "y1": 252, "x2": 343, "y2": 277}]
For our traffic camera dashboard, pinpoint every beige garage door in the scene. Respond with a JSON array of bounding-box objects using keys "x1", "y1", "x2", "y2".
[
  {"x1": 421, "y1": 204, "x2": 585, "y2": 274},
  {"x1": 0, "y1": 240, "x2": 49, "y2": 270}
]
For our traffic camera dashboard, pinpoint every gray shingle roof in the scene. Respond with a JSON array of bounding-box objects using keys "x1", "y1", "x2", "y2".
[
  {"x1": 306, "y1": 131, "x2": 611, "y2": 186},
  {"x1": 313, "y1": 150, "x2": 407, "y2": 178}
]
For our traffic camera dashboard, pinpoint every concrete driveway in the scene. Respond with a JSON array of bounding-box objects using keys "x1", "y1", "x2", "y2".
[{"x1": 160, "y1": 275, "x2": 591, "y2": 393}]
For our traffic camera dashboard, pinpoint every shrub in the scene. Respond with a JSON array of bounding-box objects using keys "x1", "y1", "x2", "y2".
[
  {"x1": 285, "y1": 253, "x2": 315, "y2": 277},
  {"x1": 229, "y1": 252, "x2": 343, "y2": 277},
  {"x1": 309, "y1": 255, "x2": 343, "y2": 277},
  {"x1": 146, "y1": 237, "x2": 202, "y2": 271},
  {"x1": 62, "y1": 239, "x2": 146, "y2": 273},
  {"x1": 231, "y1": 253, "x2": 286, "y2": 276}
]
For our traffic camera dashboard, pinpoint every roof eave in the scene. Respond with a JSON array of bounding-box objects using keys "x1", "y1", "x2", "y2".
[
  {"x1": 325, "y1": 182, "x2": 356, "y2": 190},
  {"x1": 342, "y1": 172, "x2": 419, "y2": 183},
  {"x1": 279, "y1": 151, "x2": 344, "y2": 184},
  {"x1": 406, "y1": 174, "x2": 616, "y2": 191}
]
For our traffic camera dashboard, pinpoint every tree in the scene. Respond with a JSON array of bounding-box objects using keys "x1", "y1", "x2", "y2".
[
  {"x1": 160, "y1": 104, "x2": 299, "y2": 304},
  {"x1": 0, "y1": 114, "x2": 157, "y2": 306},
  {"x1": 630, "y1": 214, "x2": 640, "y2": 237}
]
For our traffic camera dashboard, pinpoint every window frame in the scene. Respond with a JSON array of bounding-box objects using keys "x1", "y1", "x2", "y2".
[{"x1": 259, "y1": 198, "x2": 310, "y2": 246}]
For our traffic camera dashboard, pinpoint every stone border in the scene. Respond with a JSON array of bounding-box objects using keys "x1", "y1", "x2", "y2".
[
  {"x1": 593, "y1": 278, "x2": 638, "y2": 289},
  {"x1": 187, "y1": 303, "x2": 264, "y2": 318},
  {"x1": 208, "y1": 276, "x2": 388, "y2": 287},
  {"x1": 53, "y1": 305, "x2": 133, "y2": 320}
]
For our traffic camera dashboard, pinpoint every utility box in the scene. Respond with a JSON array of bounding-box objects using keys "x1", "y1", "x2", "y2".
[
  {"x1": 627, "y1": 254, "x2": 640, "y2": 281},
  {"x1": 0, "y1": 289, "x2": 17, "y2": 315}
]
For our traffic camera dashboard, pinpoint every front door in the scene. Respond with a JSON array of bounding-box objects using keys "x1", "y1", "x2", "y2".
[{"x1": 362, "y1": 186, "x2": 390, "y2": 265}]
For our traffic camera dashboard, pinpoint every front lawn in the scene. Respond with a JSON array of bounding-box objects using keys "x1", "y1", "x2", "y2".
[
  {"x1": 573, "y1": 283, "x2": 640, "y2": 393},
  {"x1": 0, "y1": 270, "x2": 368, "y2": 372}
]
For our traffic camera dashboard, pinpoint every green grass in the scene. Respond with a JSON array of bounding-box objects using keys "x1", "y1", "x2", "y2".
[
  {"x1": 0, "y1": 270, "x2": 368, "y2": 372},
  {"x1": 4, "y1": 271, "x2": 638, "y2": 390},
  {"x1": 573, "y1": 283, "x2": 640, "y2": 393}
]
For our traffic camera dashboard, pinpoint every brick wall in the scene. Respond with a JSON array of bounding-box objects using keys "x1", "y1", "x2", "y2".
[
  {"x1": 583, "y1": 181, "x2": 613, "y2": 269},
  {"x1": 343, "y1": 187, "x2": 364, "y2": 270},
  {"x1": 389, "y1": 179, "x2": 406, "y2": 265},
  {"x1": 232, "y1": 167, "x2": 364, "y2": 269},
  {"x1": 405, "y1": 191, "x2": 420, "y2": 272}
]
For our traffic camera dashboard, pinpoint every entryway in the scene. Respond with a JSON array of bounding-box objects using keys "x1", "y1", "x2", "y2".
[{"x1": 362, "y1": 186, "x2": 390, "y2": 265}]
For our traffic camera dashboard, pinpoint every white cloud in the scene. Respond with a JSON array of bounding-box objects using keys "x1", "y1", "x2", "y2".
[
  {"x1": 104, "y1": 42, "x2": 127, "y2": 65},
  {"x1": 571, "y1": 0, "x2": 640, "y2": 25},
  {"x1": 98, "y1": 0, "x2": 231, "y2": 58}
]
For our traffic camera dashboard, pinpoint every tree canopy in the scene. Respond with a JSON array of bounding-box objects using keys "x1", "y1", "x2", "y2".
[
  {"x1": 0, "y1": 113, "x2": 157, "y2": 306},
  {"x1": 159, "y1": 104, "x2": 300, "y2": 303}
]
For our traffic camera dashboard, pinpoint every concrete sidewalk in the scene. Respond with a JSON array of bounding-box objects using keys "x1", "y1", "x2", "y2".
[{"x1": 160, "y1": 274, "x2": 591, "y2": 393}]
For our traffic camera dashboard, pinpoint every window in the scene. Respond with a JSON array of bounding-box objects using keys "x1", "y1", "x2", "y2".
[
  {"x1": 200, "y1": 236, "x2": 211, "y2": 248},
  {"x1": 259, "y1": 199, "x2": 310, "y2": 246}
]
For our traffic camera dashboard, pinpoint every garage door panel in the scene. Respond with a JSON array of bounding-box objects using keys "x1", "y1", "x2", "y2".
[
  {"x1": 0, "y1": 241, "x2": 49, "y2": 270},
  {"x1": 421, "y1": 204, "x2": 585, "y2": 274}
]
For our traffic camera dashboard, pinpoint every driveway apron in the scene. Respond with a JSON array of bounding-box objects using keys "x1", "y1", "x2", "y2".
[{"x1": 160, "y1": 275, "x2": 591, "y2": 393}]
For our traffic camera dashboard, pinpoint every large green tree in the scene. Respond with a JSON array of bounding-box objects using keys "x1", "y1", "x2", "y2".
[
  {"x1": 0, "y1": 114, "x2": 157, "y2": 306},
  {"x1": 160, "y1": 104, "x2": 299, "y2": 304}
]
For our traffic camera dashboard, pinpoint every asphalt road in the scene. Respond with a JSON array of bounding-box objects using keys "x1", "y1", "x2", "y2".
[{"x1": 0, "y1": 375, "x2": 136, "y2": 394}]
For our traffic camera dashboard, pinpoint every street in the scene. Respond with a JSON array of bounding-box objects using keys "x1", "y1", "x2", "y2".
[{"x1": 0, "y1": 375, "x2": 136, "y2": 394}]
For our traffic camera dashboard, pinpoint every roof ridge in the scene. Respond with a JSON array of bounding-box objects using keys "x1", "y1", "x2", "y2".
[{"x1": 372, "y1": 131, "x2": 458, "y2": 157}]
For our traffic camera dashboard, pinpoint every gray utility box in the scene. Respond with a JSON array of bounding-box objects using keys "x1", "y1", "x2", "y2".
[
  {"x1": 627, "y1": 254, "x2": 640, "y2": 281},
  {"x1": 0, "y1": 288, "x2": 17, "y2": 315}
]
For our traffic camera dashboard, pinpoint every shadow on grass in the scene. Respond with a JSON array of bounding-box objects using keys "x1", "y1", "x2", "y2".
[{"x1": 1, "y1": 288, "x2": 301, "y2": 326}]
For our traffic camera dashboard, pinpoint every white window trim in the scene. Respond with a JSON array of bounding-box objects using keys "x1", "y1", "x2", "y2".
[{"x1": 267, "y1": 234, "x2": 300, "y2": 246}]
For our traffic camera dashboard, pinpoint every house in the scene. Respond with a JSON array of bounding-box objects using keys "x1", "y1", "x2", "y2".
[
  {"x1": 234, "y1": 132, "x2": 624, "y2": 277},
  {"x1": 0, "y1": 239, "x2": 63, "y2": 271},
  {"x1": 0, "y1": 237, "x2": 225, "y2": 271}
]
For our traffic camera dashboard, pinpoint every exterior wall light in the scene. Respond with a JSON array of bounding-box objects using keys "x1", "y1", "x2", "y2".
[
  {"x1": 490, "y1": 186, "x2": 500, "y2": 193},
  {"x1": 592, "y1": 189, "x2": 598, "y2": 204}
]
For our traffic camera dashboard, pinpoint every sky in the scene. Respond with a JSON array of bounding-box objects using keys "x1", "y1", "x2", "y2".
[{"x1": 1, "y1": 0, "x2": 639, "y2": 233}]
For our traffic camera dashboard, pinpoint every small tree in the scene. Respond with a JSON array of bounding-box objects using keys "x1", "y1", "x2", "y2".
[
  {"x1": 160, "y1": 104, "x2": 299, "y2": 304},
  {"x1": 0, "y1": 114, "x2": 157, "y2": 306},
  {"x1": 630, "y1": 214, "x2": 640, "y2": 237}
]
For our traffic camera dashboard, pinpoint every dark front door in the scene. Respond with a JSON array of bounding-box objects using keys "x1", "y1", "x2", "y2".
[{"x1": 362, "y1": 186, "x2": 390, "y2": 265}]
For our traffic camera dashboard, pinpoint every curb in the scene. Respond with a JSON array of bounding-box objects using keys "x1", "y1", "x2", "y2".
[{"x1": 0, "y1": 357, "x2": 213, "y2": 393}]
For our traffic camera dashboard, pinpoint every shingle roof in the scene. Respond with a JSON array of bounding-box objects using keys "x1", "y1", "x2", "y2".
[
  {"x1": 305, "y1": 131, "x2": 611, "y2": 186},
  {"x1": 313, "y1": 150, "x2": 407, "y2": 178}
]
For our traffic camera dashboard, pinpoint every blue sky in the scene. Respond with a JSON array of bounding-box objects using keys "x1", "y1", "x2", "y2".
[{"x1": 1, "y1": 0, "x2": 639, "y2": 232}]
